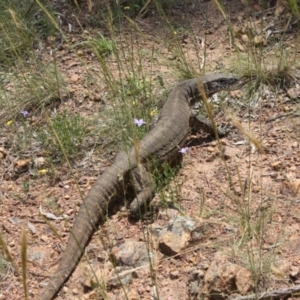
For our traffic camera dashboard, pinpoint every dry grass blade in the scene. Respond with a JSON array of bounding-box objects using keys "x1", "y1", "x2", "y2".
[
  {"x1": 228, "y1": 112, "x2": 265, "y2": 154},
  {"x1": 196, "y1": 77, "x2": 219, "y2": 140},
  {"x1": 0, "y1": 231, "x2": 19, "y2": 275},
  {"x1": 39, "y1": 214, "x2": 63, "y2": 243},
  {"x1": 211, "y1": 0, "x2": 230, "y2": 23},
  {"x1": 21, "y1": 226, "x2": 28, "y2": 300},
  {"x1": 34, "y1": 0, "x2": 65, "y2": 39}
]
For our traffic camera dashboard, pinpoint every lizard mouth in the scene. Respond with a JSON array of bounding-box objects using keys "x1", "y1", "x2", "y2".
[{"x1": 205, "y1": 77, "x2": 239, "y2": 95}]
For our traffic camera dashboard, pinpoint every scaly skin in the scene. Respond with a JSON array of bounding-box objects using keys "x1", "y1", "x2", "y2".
[{"x1": 39, "y1": 74, "x2": 238, "y2": 300}]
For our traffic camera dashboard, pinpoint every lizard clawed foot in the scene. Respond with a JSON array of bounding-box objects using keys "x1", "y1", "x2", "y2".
[
  {"x1": 129, "y1": 164, "x2": 155, "y2": 219},
  {"x1": 217, "y1": 123, "x2": 234, "y2": 137}
]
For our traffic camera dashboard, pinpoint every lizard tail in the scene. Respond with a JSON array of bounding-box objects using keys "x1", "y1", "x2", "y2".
[
  {"x1": 39, "y1": 162, "x2": 124, "y2": 300},
  {"x1": 40, "y1": 207, "x2": 95, "y2": 299}
]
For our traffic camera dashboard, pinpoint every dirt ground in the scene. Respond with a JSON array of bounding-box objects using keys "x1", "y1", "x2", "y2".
[{"x1": 1, "y1": 0, "x2": 300, "y2": 299}]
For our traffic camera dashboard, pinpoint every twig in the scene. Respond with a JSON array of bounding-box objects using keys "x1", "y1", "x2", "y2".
[
  {"x1": 233, "y1": 285, "x2": 300, "y2": 300},
  {"x1": 266, "y1": 112, "x2": 300, "y2": 123}
]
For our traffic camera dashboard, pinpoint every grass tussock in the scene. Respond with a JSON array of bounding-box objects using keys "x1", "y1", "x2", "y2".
[
  {"x1": 0, "y1": 0, "x2": 58, "y2": 66},
  {"x1": 0, "y1": 63, "x2": 66, "y2": 124}
]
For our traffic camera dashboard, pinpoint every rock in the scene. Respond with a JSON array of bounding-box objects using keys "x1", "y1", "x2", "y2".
[
  {"x1": 271, "y1": 161, "x2": 281, "y2": 170},
  {"x1": 158, "y1": 216, "x2": 197, "y2": 256},
  {"x1": 159, "y1": 208, "x2": 180, "y2": 219},
  {"x1": 290, "y1": 266, "x2": 300, "y2": 278},
  {"x1": 159, "y1": 280, "x2": 188, "y2": 300},
  {"x1": 280, "y1": 180, "x2": 300, "y2": 197},
  {"x1": 253, "y1": 35, "x2": 266, "y2": 46},
  {"x1": 111, "y1": 240, "x2": 155, "y2": 267},
  {"x1": 14, "y1": 159, "x2": 30, "y2": 172},
  {"x1": 107, "y1": 266, "x2": 133, "y2": 288},
  {"x1": 85, "y1": 265, "x2": 110, "y2": 289},
  {"x1": 34, "y1": 157, "x2": 46, "y2": 167},
  {"x1": 126, "y1": 288, "x2": 140, "y2": 300},
  {"x1": 159, "y1": 230, "x2": 190, "y2": 256},
  {"x1": 207, "y1": 146, "x2": 215, "y2": 153},
  {"x1": 287, "y1": 87, "x2": 300, "y2": 99},
  {"x1": 0, "y1": 147, "x2": 7, "y2": 159},
  {"x1": 188, "y1": 269, "x2": 205, "y2": 297},
  {"x1": 70, "y1": 74, "x2": 79, "y2": 82},
  {"x1": 170, "y1": 270, "x2": 179, "y2": 279},
  {"x1": 202, "y1": 252, "x2": 254, "y2": 300},
  {"x1": 72, "y1": 288, "x2": 78, "y2": 295}
]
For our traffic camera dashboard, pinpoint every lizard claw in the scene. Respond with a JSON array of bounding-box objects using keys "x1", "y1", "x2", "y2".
[{"x1": 217, "y1": 123, "x2": 233, "y2": 137}]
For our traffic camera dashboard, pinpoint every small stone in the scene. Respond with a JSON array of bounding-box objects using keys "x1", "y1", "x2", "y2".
[
  {"x1": 92, "y1": 93, "x2": 103, "y2": 102},
  {"x1": 8, "y1": 241, "x2": 15, "y2": 247},
  {"x1": 241, "y1": 34, "x2": 249, "y2": 43},
  {"x1": 126, "y1": 289, "x2": 139, "y2": 300},
  {"x1": 167, "y1": 55, "x2": 176, "y2": 60},
  {"x1": 0, "y1": 147, "x2": 7, "y2": 159},
  {"x1": 34, "y1": 157, "x2": 45, "y2": 167},
  {"x1": 40, "y1": 235, "x2": 48, "y2": 242},
  {"x1": 271, "y1": 161, "x2": 281, "y2": 170},
  {"x1": 115, "y1": 234, "x2": 124, "y2": 241},
  {"x1": 236, "y1": 40, "x2": 245, "y2": 51},
  {"x1": 290, "y1": 266, "x2": 300, "y2": 277},
  {"x1": 70, "y1": 74, "x2": 79, "y2": 82},
  {"x1": 137, "y1": 285, "x2": 146, "y2": 294},
  {"x1": 253, "y1": 35, "x2": 266, "y2": 46},
  {"x1": 170, "y1": 270, "x2": 179, "y2": 279},
  {"x1": 146, "y1": 285, "x2": 151, "y2": 292},
  {"x1": 14, "y1": 159, "x2": 30, "y2": 170},
  {"x1": 72, "y1": 288, "x2": 78, "y2": 295}
]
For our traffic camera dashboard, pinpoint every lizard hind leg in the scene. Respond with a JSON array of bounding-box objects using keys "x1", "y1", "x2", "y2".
[{"x1": 129, "y1": 164, "x2": 155, "y2": 219}]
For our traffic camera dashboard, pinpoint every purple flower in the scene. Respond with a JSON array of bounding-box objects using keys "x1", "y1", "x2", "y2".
[
  {"x1": 134, "y1": 118, "x2": 146, "y2": 127},
  {"x1": 179, "y1": 147, "x2": 188, "y2": 154},
  {"x1": 21, "y1": 111, "x2": 29, "y2": 117}
]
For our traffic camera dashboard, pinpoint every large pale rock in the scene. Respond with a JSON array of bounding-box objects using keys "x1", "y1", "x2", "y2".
[
  {"x1": 202, "y1": 252, "x2": 254, "y2": 300},
  {"x1": 158, "y1": 216, "x2": 197, "y2": 256}
]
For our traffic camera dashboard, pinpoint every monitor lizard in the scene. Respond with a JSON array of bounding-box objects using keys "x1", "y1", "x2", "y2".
[{"x1": 40, "y1": 73, "x2": 238, "y2": 300}]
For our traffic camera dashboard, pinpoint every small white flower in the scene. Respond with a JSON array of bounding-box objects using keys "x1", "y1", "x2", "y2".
[
  {"x1": 21, "y1": 110, "x2": 29, "y2": 117},
  {"x1": 134, "y1": 118, "x2": 146, "y2": 127},
  {"x1": 179, "y1": 147, "x2": 189, "y2": 154}
]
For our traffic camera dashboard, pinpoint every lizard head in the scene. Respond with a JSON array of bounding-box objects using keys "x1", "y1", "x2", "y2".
[{"x1": 201, "y1": 73, "x2": 239, "y2": 96}]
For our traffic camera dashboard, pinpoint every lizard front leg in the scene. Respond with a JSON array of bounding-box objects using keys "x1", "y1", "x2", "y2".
[
  {"x1": 190, "y1": 110, "x2": 230, "y2": 137},
  {"x1": 129, "y1": 164, "x2": 155, "y2": 218}
]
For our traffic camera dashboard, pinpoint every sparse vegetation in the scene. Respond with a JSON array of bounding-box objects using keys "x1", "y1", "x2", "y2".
[
  {"x1": 154, "y1": 161, "x2": 186, "y2": 213},
  {"x1": 0, "y1": 63, "x2": 65, "y2": 123},
  {"x1": 37, "y1": 110, "x2": 89, "y2": 161},
  {"x1": 1, "y1": 0, "x2": 300, "y2": 299},
  {"x1": 0, "y1": 0, "x2": 58, "y2": 66}
]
